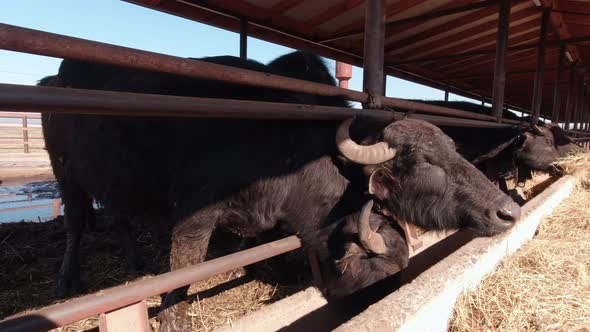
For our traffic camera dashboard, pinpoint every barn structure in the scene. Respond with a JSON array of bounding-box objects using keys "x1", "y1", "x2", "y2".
[{"x1": 0, "y1": 0, "x2": 589, "y2": 331}]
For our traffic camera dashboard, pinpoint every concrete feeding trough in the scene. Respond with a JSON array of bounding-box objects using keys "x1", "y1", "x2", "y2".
[{"x1": 214, "y1": 175, "x2": 576, "y2": 332}]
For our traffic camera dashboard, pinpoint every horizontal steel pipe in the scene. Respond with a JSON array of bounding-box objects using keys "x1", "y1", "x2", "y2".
[
  {"x1": 0, "y1": 84, "x2": 514, "y2": 128},
  {"x1": 0, "y1": 23, "x2": 518, "y2": 124},
  {"x1": 0, "y1": 83, "x2": 391, "y2": 121},
  {"x1": 0, "y1": 236, "x2": 302, "y2": 332}
]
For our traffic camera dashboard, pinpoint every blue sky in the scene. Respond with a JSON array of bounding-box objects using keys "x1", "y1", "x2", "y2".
[{"x1": 1, "y1": 0, "x2": 480, "y2": 105}]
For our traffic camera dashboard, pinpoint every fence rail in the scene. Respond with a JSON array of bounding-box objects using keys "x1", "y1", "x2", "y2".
[{"x1": 0, "y1": 111, "x2": 43, "y2": 153}]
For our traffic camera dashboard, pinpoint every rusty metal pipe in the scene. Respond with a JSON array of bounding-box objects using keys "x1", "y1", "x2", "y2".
[
  {"x1": 0, "y1": 236, "x2": 302, "y2": 332},
  {"x1": 0, "y1": 84, "x2": 517, "y2": 128},
  {"x1": 551, "y1": 45, "x2": 565, "y2": 123},
  {"x1": 0, "y1": 23, "x2": 366, "y2": 103},
  {"x1": 530, "y1": 8, "x2": 549, "y2": 125},
  {"x1": 491, "y1": 0, "x2": 511, "y2": 118},
  {"x1": 362, "y1": 0, "x2": 385, "y2": 108},
  {"x1": 0, "y1": 23, "x2": 519, "y2": 124},
  {"x1": 239, "y1": 18, "x2": 248, "y2": 60}
]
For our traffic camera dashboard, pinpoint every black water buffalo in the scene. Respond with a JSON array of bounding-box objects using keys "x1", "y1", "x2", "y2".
[
  {"x1": 41, "y1": 52, "x2": 520, "y2": 331},
  {"x1": 408, "y1": 100, "x2": 571, "y2": 186}
]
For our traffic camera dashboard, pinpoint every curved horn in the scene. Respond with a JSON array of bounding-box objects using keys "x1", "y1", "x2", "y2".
[
  {"x1": 357, "y1": 200, "x2": 387, "y2": 255},
  {"x1": 532, "y1": 124, "x2": 545, "y2": 136},
  {"x1": 336, "y1": 118, "x2": 397, "y2": 165}
]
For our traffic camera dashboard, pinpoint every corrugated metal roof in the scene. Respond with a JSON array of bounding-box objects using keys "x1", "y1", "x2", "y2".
[{"x1": 124, "y1": 0, "x2": 590, "y2": 118}]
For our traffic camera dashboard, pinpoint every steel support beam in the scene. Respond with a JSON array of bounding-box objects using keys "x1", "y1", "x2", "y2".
[
  {"x1": 530, "y1": 8, "x2": 550, "y2": 126},
  {"x1": 491, "y1": 0, "x2": 511, "y2": 118},
  {"x1": 240, "y1": 18, "x2": 248, "y2": 60},
  {"x1": 576, "y1": 80, "x2": 585, "y2": 130},
  {"x1": 551, "y1": 45, "x2": 566, "y2": 123},
  {"x1": 564, "y1": 65, "x2": 576, "y2": 131},
  {"x1": 362, "y1": 0, "x2": 386, "y2": 109}
]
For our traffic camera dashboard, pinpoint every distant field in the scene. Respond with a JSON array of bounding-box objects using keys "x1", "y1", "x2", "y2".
[{"x1": 0, "y1": 126, "x2": 45, "y2": 153}]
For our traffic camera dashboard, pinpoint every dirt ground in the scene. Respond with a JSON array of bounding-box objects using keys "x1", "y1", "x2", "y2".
[
  {"x1": 0, "y1": 166, "x2": 54, "y2": 186},
  {"x1": 450, "y1": 184, "x2": 590, "y2": 332}
]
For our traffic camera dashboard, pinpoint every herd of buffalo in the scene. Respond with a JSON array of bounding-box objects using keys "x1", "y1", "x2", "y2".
[{"x1": 35, "y1": 51, "x2": 581, "y2": 331}]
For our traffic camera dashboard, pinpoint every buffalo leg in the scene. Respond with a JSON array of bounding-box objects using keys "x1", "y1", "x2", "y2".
[
  {"x1": 158, "y1": 211, "x2": 216, "y2": 332},
  {"x1": 115, "y1": 216, "x2": 143, "y2": 271},
  {"x1": 57, "y1": 182, "x2": 93, "y2": 297},
  {"x1": 498, "y1": 177, "x2": 509, "y2": 193},
  {"x1": 85, "y1": 202, "x2": 97, "y2": 232}
]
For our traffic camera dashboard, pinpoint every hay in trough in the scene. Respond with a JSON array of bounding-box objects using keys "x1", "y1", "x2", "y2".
[
  {"x1": 554, "y1": 151, "x2": 590, "y2": 188},
  {"x1": 450, "y1": 175, "x2": 590, "y2": 331}
]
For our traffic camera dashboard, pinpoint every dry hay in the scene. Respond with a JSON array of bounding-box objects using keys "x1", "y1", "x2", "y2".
[
  {"x1": 450, "y1": 180, "x2": 590, "y2": 332},
  {"x1": 554, "y1": 151, "x2": 590, "y2": 188},
  {"x1": 0, "y1": 216, "x2": 307, "y2": 331}
]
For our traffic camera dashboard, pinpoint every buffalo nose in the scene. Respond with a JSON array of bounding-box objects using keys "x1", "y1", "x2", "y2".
[{"x1": 496, "y1": 201, "x2": 521, "y2": 223}]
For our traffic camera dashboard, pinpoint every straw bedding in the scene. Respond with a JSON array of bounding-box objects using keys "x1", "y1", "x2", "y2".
[{"x1": 450, "y1": 152, "x2": 590, "y2": 332}]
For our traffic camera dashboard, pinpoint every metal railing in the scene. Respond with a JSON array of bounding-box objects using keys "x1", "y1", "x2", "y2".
[{"x1": 0, "y1": 236, "x2": 302, "y2": 332}]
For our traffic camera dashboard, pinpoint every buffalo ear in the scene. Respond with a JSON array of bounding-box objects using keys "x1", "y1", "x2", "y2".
[{"x1": 368, "y1": 168, "x2": 397, "y2": 201}]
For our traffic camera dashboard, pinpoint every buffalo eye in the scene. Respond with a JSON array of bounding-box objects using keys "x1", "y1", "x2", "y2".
[{"x1": 412, "y1": 163, "x2": 447, "y2": 193}]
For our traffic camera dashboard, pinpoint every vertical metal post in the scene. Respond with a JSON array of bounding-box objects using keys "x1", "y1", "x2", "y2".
[
  {"x1": 551, "y1": 45, "x2": 565, "y2": 124},
  {"x1": 481, "y1": 99, "x2": 485, "y2": 106},
  {"x1": 578, "y1": 81, "x2": 586, "y2": 130},
  {"x1": 491, "y1": 0, "x2": 511, "y2": 118},
  {"x1": 574, "y1": 77, "x2": 584, "y2": 130},
  {"x1": 362, "y1": 0, "x2": 386, "y2": 109},
  {"x1": 530, "y1": 8, "x2": 550, "y2": 125},
  {"x1": 335, "y1": 62, "x2": 352, "y2": 88},
  {"x1": 240, "y1": 18, "x2": 248, "y2": 60},
  {"x1": 564, "y1": 65, "x2": 576, "y2": 132},
  {"x1": 22, "y1": 114, "x2": 29, "y2": 153},
  {"x1": 444, "y1": 90, "x2": 449, "y2": 101},
  {"x1": 571, "y1": 77, "x2": 580, "y2": 131}
]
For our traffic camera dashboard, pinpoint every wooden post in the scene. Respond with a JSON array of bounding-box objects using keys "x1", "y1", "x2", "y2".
[
  {"x1": 22, "y1": 114, "x2": 29, "y2": 153},
  {"x1": 240, "y1": 18, "x2": 248, "y2": 60},
  {"x1": 551, "y1": 45, "x2": 565, "y2": 124},
  {"x1": 362, "y1": 0, "x2": 385, "y2": 109},
  {"x1": 564, "y1": 65, "x2": 576, "y2": 132},
  {"x1": 491, "y1": 0, "x2": 511, "y2": 118},
  {"x1": 530, "y1": 8, "x2": 550, "y2": 125}
]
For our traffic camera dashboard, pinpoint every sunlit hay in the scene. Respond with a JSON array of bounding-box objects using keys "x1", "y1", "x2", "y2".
[
  {"x1": 554, "y1": 151, "x2": 590, "y2": 188},
  {"x1": 450, "y1": 187, "x2": 590, "y2": 332}
]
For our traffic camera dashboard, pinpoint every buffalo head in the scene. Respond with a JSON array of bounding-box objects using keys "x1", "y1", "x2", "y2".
[
  {"x1": 513, "y1": 125, "x2": 561, "y2": 171},
  {"x1": 337, "y1": 117, "x2": 521, "y2": 237},
  {"x1": 312, "y1": 200, "x2": 408, "y2": 299}
]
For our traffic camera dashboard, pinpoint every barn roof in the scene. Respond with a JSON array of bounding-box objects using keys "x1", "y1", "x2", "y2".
[{"x1": 124, "y1": 0, "x2": 590, "y2": 118}]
